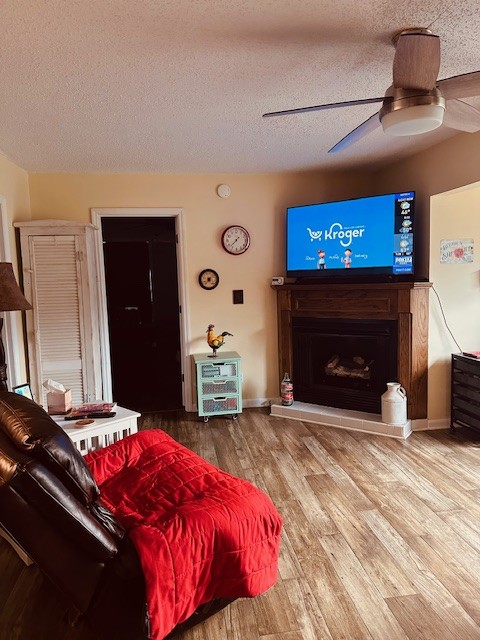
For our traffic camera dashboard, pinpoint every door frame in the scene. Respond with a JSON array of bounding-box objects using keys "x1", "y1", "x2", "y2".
[
  {"x1": 91, "y1": 208, "x2": 191, "y2": 409},
  {"x1": 0, "y1": 196, "x2": 23, "y2": 387}
]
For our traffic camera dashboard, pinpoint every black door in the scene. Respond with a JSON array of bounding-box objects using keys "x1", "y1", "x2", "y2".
[{"x1": 102, "y1": 217, "x2": 183, "y2": 412}]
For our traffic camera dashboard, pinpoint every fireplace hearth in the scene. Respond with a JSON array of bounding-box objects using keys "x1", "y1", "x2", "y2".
[{"x1": 275, "y1": 281, "x2": 430, "y2": 419}]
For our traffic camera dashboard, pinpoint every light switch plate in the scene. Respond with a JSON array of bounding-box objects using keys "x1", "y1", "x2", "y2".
[{"x1": 233, "y1": 289, "x2": 244, "y2": 304}]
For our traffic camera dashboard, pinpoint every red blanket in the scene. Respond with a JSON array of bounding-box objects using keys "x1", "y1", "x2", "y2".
[{"x1": 86, "y1": 429, "x2": 282, "y2": 639}]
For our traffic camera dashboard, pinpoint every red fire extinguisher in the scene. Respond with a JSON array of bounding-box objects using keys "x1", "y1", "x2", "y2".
[{"x1": 281, "y1": 373, "x2": 294, "y2": 406}]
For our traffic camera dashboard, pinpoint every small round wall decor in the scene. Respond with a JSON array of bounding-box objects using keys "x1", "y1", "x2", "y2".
[{"x1": 198, "y1": 268, "x2": 220, "y2": 290}]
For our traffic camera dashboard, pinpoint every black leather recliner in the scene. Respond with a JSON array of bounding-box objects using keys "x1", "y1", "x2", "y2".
[{"x1": 0, "y1": 391, "x2": 230, "y2": 639}]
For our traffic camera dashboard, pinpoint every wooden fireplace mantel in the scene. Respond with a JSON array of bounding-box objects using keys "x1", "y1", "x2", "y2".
[{"x1": 276, "y1": 281, "x2": 431, "y2": 419}]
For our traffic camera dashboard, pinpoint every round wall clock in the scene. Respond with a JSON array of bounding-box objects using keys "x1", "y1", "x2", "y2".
[
  {"x1": 198, "y1": 268, "x2": 219, "y2": 290},
  {"x1": 221, "y1": 225, "x2": 251, "y2": 255}
]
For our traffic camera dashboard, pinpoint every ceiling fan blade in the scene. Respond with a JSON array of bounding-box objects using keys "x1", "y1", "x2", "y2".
[
  {"x1": 328, "y1": 111, "x2": 381, "y2": 153},
  {"x1": 263, "y1": 96, "x2": 385, "y2": 118},
  {"x1": 437, "y1": 70, "x2": 480, "y2": 100},
  {"x1": 443, "y1": 99, "x2": 480, "y2": 132},
  {"x1": 393, "y1": 31, "x2": 440, "y2": 90}
]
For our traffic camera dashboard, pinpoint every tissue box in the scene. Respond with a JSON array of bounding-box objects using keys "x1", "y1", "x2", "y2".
[{"x1": 47, "y1": 389, "x2": 72, "y2": 415}]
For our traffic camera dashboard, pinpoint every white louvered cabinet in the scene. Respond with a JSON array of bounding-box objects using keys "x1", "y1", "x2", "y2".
[{"x1": 14, "y1": 220, "x2": 103, "y2": 408}]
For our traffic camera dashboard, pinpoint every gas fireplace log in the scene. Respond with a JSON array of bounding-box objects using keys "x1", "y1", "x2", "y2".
[{"x1": 325, "y1": 355, "x2": 372, "y2": 379}]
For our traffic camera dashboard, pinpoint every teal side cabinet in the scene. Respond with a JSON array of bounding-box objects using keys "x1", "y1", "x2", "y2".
[{"x1": 193, "y1": 351, "x2": 242, "y2": 422}]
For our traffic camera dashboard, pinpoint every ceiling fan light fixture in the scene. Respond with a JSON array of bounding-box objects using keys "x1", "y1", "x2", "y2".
[
  {"x1": 381, "y1": 103, "x2": 445, "y2": 136},
  {"x1": 379, "y1": 89, "x2": 446, "y2": 137}
]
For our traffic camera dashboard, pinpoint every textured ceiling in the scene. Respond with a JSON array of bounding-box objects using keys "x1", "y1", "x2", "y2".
[{"x1": 1, "y1": 0, "x2": 480, "y2": 173}]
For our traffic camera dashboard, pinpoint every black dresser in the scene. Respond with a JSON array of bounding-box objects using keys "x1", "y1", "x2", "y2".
[{"x1": 451, "y1": 353, "x2": 480, "y2": 431}]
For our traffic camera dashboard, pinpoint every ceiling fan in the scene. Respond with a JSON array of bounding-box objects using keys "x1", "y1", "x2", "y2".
[{"x1": 263, "y1": 28, "x2": 480, "y2": 153}]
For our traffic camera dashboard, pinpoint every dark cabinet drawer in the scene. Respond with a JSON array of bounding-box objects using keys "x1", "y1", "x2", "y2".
[
  {"x1": 453, "y1": 357, "x2": 480, "y2": 378},
  {"x1": 453, "y1": 370, "x2": 480, "y2": 392},
  {"x1": 451, "y1": 354, "x2": 480, "y2": 432},
  {"x1": 453, "y1": 395, "x2": 480, "y2": 418},
  {"x1": 452, "y1": 408, "x2": 480, "y2": 431},
  {"x1": 452, "y1": 381, "x2": 480, "y2": 404}
]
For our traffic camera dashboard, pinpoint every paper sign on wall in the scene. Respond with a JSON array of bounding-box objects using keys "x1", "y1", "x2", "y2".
[{"x1": 440, "y1": 238, "x2": 474, "y2": 263}]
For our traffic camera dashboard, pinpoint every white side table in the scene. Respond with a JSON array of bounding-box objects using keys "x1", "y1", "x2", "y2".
[{"x1": 53, "y1": 406, "x2": 140, "y2": 455}]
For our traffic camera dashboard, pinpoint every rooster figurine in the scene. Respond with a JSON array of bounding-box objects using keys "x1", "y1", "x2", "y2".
[{"x1": 206, "y1": 324, "x2": 233, "y2": 357}]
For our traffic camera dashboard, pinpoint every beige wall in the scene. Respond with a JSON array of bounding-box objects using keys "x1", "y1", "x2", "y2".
[
  {"x1": 428, "y1": 185, "x2": 480, "y2": 421},
  {"x1": 0, "y1": 153, "x2": 31, "y2": 385},
  {"x1": 28, "y1": 170, "x2": 374, "y2": 404},
  {"x1": 0, "y1": 152, "x2": 31, "y2": 248},
  {"x1": 372, "y1": 131, "x2": 480, "y2": 280},
  {"x1": 374, "y1": 131, "x2": 480, "y2": 424}
]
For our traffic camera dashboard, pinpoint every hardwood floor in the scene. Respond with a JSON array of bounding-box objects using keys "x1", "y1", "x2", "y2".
[{"x1": 2, "y1": 408, "x2": 480, "y2": 639}]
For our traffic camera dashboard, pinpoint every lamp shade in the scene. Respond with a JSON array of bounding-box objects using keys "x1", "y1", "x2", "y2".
[{"x1": 0, "y1": 263, "x2": 32, "y2": 312}]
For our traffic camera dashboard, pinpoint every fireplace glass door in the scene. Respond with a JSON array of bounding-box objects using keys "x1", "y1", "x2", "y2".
[{"x1": 292, "y1": 317, "x2": 398, "y2": 413}]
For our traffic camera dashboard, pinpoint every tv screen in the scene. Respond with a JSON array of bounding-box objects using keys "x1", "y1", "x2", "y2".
[{"x1": 286, "y1": 191, "x2": 416, "y2": 282}]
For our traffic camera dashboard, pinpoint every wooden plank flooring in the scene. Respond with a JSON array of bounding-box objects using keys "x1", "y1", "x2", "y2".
[{"x1": 2, "y1": 408, "x2": 480, "y2": 639}]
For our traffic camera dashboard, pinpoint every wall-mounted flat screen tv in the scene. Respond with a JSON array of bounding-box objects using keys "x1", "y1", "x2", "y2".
[{"x1": 286, "y1": 191, "x2": 416, "y2": 282}]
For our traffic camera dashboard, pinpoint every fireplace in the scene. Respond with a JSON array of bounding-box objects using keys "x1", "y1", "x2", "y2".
[
  {"x1": 275, "y1": 281, "x2": 430, "y2": 419},
  {"x1": 292, "y1": 317, "x2": 398, "y2": 413}
]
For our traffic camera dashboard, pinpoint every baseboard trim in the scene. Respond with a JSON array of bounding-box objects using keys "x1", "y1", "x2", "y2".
[
  {"x1": 243, "y1": 398, "x2": 273, "y2": 409},
  {"x1": 413, "y1": 418, "x2": 450, "y2": 431}
]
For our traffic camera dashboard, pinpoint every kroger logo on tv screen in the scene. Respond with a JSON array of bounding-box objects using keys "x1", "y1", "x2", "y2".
[{"x1": 286, "y1": 192, "x2": 414, "y2": 275}]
